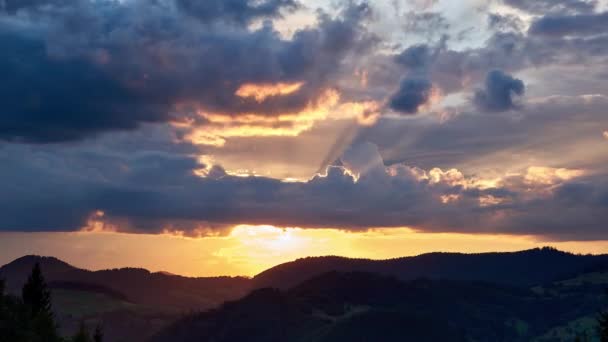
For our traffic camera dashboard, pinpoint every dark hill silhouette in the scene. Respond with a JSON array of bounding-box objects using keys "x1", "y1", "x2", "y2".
[
  {"x1": 253, "y1": 247, "x2": 608, "y2": 289},
  {"x1": 0, "y1": 255, "x2": 252, "y2": 341},
  {"x1": 151, "y1": 274, "x2": 468, "y2": 342},
  {"x1": 0, "y1": 255, "x2": 251, "y2": 311},
  {"x1": 48, "y1": 281, "x2": 130, "y2": 302},
  {"x1": 5, "y1": 249, "x2": 608, "y2": 341},
  {"x1": 154, "y1": 270, "x2": 608, "y2": 341},
  {"x1": 0, "y1": 255, "x2": 76, "y2": 291}
]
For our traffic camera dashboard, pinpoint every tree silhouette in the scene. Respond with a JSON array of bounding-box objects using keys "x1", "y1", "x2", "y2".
[
  {"x1": 599, "y1": 310, "x2": 608, "y2": 342},
  {"x1": 575, "y1": 331, "x2": 590, "y2": 342},
  {"x1": 21, "y1": 262, "x2": 61, "y2": 342},
  {"x1": 22, "y1": 262, "x2": 52, "y2": 318},
  {"x1": 93, "y1": 323, "x2": 104, "y2": 342},
  {"x1": 72, "y1": 321, "x2": 92, "y2": 342}
]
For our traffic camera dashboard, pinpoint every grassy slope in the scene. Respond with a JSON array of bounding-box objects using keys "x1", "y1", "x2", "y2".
[
  {"x1": 52, "y1": 289, "x2": 177, "y2": 342},
  {"x1": 531, "y1": 271, "x2": 608, "y2": 341}
]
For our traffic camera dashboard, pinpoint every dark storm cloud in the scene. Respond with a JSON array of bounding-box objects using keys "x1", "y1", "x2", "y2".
[
  {"x1": 386, "y1": 16, "x2": 608, "y2": 101},
  {"x1": 0, "y1": 24, "x2": 171, "y2": 143},
  {"x1": 2, "y1": 136, "x2": 607, "y2": 240},
  {"x1": 394, "y1": 44, "x2": 434, "y2": 71},
  {"x1": 1, "y1": 0, "x2": 297, "y2": 22},
  {"x1": 0, "y1": 0, "x2": 374, "y2": 143},
  {"x1": 389, "y1": 78, "x2": 434, "y2": 114},
  {"x1": 2, "y1": 0, "x2": 608, "y2": 243},
  {"x1": 529, "y1": 11, "x2": 608, "y2": 37},
  {"x1": 386, "y1": 32, "x2": 528, "y2": 100},
  {"x1": 473, "y1": 70, "x2": 525, "y2": 112},
  {"x1": 175, "y1": 0, "x2": 299, "y2": 24},
  {"x1": 0, "y1": 0, "x2": 76, "y2": 14}
]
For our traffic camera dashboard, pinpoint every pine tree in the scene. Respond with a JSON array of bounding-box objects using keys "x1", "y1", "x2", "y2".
[
  {"x1": 93, "y1": 323, "x2": 104, "y2": 342},
  {"x1": 21, "y1": 262, "x2": 60, "y2": 342},
  {"x1": 575, "y1": 331, "x2": 590, "y2": 342},
  {"x1": 599, "y1": 310, "x2": 608, "y2": 342},
  {"x1": 22, "y1": 262, "x2": 52, "y2": 318},
  {"x1": 72, "y1": 321, "x2": 92, "y2": 342}
]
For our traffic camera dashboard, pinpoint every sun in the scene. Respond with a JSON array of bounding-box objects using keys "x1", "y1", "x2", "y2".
[{"x1": 230, "y1": 225, "x2": 306, "y2": 256}]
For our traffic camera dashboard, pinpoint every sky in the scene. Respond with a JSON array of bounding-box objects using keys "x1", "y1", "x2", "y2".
[{"x1": 1, "y1": 0, "x2": 608, "y2": 276}]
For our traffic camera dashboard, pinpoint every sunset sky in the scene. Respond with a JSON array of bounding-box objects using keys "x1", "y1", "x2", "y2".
[{"x1": 1, "y1": 0, "x2": 608, "y2": 276}]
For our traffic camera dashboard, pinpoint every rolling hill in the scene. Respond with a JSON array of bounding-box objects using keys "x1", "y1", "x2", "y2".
[
  {"x1": 252, "y1": 247, "x2": 608, "y2": 289},
  {"x1": 0, "y1": 255, "x2": 251, "y2": 341},
  {"x1": 3, "y1": 247, "x2": 608, "y2": 341},
  {"x1": 0, "y1": 255, "x2": 251, "y2": 311},
  {"x1": 153, "y1": 270, "x2": 608, "y2": 341}
]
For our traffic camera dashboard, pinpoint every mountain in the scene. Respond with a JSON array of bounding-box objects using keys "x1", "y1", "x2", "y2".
[
  {"x1": 152, "y1": 273, "x2": 469, "y2": 342},
  {"x1": 153, "y1": 269, "x2": 608, "y2": 341},
  {"x1": 0, "y1": 255, "x2": 251, "y2": 341},
  {"x1": 252, "y1": 247, "x2": 608, "y2": 289},
  {"x1": 4, "y1": 248, "x2": 608, "y2": 341},
  {"x1": 0, "y1": 256, "x2": 76, "y2": 290},
  {"x1": 0, "y1": 255, "x2": 251, "y2": 310}
]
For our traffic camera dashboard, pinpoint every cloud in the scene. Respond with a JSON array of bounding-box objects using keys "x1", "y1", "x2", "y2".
[
  {"x1": 529, "y1": 11, "x2": 608, "y2": 37},
  {"x1": 357, "y1": 94, "x2": 608, "y2": 176},
  {"x1": 0, "y1": 0, "x2": 374, "y2": 143},
  {"x1": 473, "y1": 70, "x2": 525, "y2": 112},
  {"x1": 487, "y1": 13, "x2": 524, "y2": 32},
  {"x1": 1, "y1": 0, "x2": 608, "y2": 243},
  {"x1": 502, "y1": 0, "x2": 597, "y2": 14},
  {"x1": 1, "y1": 137, "x2": 605, "y2": 240},
  {"x1": 394, "y1": 44, "x2": 434, "y2": 71},
  {"x1": 389, "y1": 78, "x2": 434, "y2": 114},
  {"x1": 402, "y1": 11, "x2": 449, "y2": 40},
  {"x1": 175, "y1": 0, "x2": 299, "y2": 24}
]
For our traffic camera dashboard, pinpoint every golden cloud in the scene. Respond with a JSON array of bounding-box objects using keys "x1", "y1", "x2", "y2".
[
  {"x1": 524, "y1": 166, "x2": 586, "y2": 186},
  {"x1": 235, "y1": 82, "x2": 304, "y2": 102},
  {"x1": 180, "y1": 87, "x2": 381, "y2": 147}
]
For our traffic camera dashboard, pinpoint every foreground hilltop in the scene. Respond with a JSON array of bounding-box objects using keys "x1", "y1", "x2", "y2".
[
  {"x1": 0, "y1": 255, "x2": 251, "y2": 341},
  {"x1": 154, "y1": 269, "x2": 608, "y2": 341},
  {"x1": 0, "y1": 255, "x2": 250, "y2": 310}
]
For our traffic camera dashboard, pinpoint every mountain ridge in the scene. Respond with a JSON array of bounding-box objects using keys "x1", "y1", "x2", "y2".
[{"x1": 252, "y1": 247, "x2": 608, "y2": 289}]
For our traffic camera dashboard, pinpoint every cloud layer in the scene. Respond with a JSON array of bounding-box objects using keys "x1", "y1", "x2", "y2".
[
  {"x1": 1, "y1": 0, "x2": 608, "y2": 241},
  {"x1": 0, "y1": 0, "x2": 374, "y2": 142}
]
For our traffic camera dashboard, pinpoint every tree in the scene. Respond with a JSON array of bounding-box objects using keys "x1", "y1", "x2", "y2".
[
  {"x1": 72, "y1": 321, "x2": 92, "y2": 342},
  {"x1": 93, "y1": 323, "x2": 104, "y2": 342},
  {"x1": 22, "y1": 262, "x2": 53, "y2": 318},
  {"x1": 575, "y1": 331, "x2": 590, "y2": 342},
  {"x1": 599, "y1": 310, "x2": 608, "y2": 342},
  {"x1": 21, "y1": 262, "x2": 61, "y2": 342}
]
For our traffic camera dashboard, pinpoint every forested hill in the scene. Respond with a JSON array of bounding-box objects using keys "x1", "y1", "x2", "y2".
[{"x1": 253, "y1": 247, "x2": 608, "y2": 289}]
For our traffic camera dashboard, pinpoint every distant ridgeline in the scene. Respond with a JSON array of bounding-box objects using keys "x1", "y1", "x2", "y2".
[
  {"x1": 3, "y1": 248, "x2": 608, "y2": 341},
  {"x1": 252, "y1": 247, "x2": 608, "y2": 289}
]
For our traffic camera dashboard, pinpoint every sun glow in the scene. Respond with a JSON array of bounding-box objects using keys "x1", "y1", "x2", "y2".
[{"x1": 4, "y1": 227, "x2": 608, "y2": 277}]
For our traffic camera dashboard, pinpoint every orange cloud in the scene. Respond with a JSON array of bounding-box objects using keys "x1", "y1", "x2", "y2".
[
  {"x1": 235, "y1": 82, "x2": 304, "y2": 102},
  {"x1": 181, "y1": 89, "x2": 380, "y2": 147}
]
